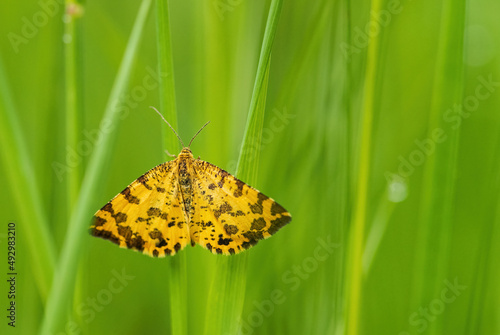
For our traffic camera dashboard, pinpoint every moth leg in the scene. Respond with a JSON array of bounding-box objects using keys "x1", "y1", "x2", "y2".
[{"x1": 165, "y1": 149, "x2": 177, "y2": 158}]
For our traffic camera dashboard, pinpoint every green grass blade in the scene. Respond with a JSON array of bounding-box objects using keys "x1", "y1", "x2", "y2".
[
  {"x1": 0, "y1": 55, "x2": 56, "y2": 302},
  {"x1": 63, "y1": 1, "x2": 86, "y2": 328},
  {"x1": 64, "y1": 0, "x2": 85, "y2": 210},
  {"x1": 411, "y1": 1, "x2": 466, "y2": 334},
  {"x1": 156, "y1": 0, "x2": 179, "y2": 152},
  {"x1": 464, "y1": 155, "x2": 500, "y2": 333},
  {"x1": 39, "y1": 1, "x2": 153, "y2": 333},
  {"x1": 204, "y1": 0, "x2": 282, "y2": 334},
  {"x1": 235, "y1": 2, "x2": 282, "y2": 177},
  {"x1": 346, "y1": 0, "x2": 382, "y2": 333},
  {"x1": 333, "y1": 1, "x2": 351, "y2": 333},
  {"x1": 155, "y1": 1, "x2": 187, "y2": 334}
]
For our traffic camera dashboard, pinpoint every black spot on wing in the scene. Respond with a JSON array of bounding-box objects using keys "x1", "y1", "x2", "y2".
[
  {"x1": 214, "y1": 202, "x2": 233, "y2": 219},
  {"x1": 102, "y1": 203, "x2": 114, "y2": 214},
  {"x1": 114, "y1": 212, "x2": 128, "y2": 224},
  {"x1": 243, "y1": 230, "x2": 264, "y2": 242},
  {"x1": 138, "y1": 174, "x2": 153, "y2": 190},
  {"x1": 249, "y1": 202, "x2": 263, "y2": 214},
  {"x1": 217, "y1": 170, "x2": 230, "y2": 188},
  {"x1": 121, "y1": 187, "x2": 140, "y2": 204},
  {"x1": 91, "y1": 229, "x2": 121, "y2": 246},
  {"x1": 250, "y1": 217, "x2": 266, "y2": 230},
  {"x1": 92, "y1": 216, "x2": 106, "y2": 227},
  {"x1": 217, "y1": 235, "x2": 233, "y2": 246},
  {"x1": 268, "y1": 214, "x2": 291, "y2": 235},
  {"x1": 117, "y1": 225, "x2": 133, "y2": 239},
  {"x1": 147, "y1": 207, "x2": 161, "y2": 217},
  {"x1": 149, "y1": 229, "x2": 168, "y2": 248},
  {"x1": 233, "y1": 179, "x2": 245, "y2": 198},
  {"x1": 224, "y1": 224, "x2": 239, "y2": 235},
  {"x1": 270, "y1": 201, "x2": 287, "y2": 216},
  {"x1": 241, "y1": 239, "x2": 258, "y2": 250},
  {"x1": 126, "y1": 234, "x2": 145, "y2": 251}
]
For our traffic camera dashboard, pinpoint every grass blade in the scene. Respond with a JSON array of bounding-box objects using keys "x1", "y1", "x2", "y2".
[
  {"x1": 411, "y1": 1, "x2": 466, "y2": 334},
  {"x1": 203, "y1": 0, "x2": 283, "y2": 334},
  {"x1": 156, "y1": 0, "x2": 179, "y2": 152},
  {"x1": 155, "y1": 1, "x2": 187, "y2": 334},
  {"x1": 64, "y1": 0, "x2": 85, "y2": 210},
  {"x1": 0, "y1": 55, "x2": 56, "y2": 302},
  {"x1": 345, "y1": 0, "x2": 382, "y2": 333},
  {"x1": 39, "y1": 1, "x2": 153, "y2": 333}
]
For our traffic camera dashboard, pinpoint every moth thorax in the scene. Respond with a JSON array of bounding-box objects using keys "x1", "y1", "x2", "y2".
[
  {"x1": 178, "y1": 147, "x2": 193, "y2": 159},
  {"x1": 178, "y1": 160, "x2": 193, "y2": 214}
]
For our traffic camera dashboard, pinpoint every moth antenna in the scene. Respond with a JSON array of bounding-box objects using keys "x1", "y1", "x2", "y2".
[
  {"x1": 188, "y1": 121, "x2": 210, "y2": 148},
  {"x1": 149, "y1": 106, "x2": 185, "y2": 147}
]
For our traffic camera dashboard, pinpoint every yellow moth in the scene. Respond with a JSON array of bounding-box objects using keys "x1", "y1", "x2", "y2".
[{"x1": 90, "y1": 107, "x2": 291, "y2": 257}]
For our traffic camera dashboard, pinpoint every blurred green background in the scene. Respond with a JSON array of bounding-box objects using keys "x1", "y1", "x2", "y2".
[{"x1": 1, "y1": 0, "x2": 499, "y2": 334}]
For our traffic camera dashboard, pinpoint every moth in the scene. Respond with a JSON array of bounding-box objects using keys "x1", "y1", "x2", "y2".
[{"x1": 89, "y1": 107, "x2": 291, "y2": 257}]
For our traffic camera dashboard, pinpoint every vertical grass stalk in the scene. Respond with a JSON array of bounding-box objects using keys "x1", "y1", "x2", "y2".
[
  {"x1": 411, "y1": 1, "x2": 466, "y2": 334},
  {"x1": 203, "y1": 0, "x2": 283, "y2": 334},
  {"x1": 464, "y1": 140, "x2": 500, "y2": 332},
  {"x1": 335, "y1": 1, "x2": 352, "y2": 334},
  {"x1": 155, "y1": 1, "x2": 187, "y2": 334},
  {"x1": 39, "y1": 1, "x2": 153, "y2": 333},
  {"x1": 0, "y1": 55, "x2": 56, "y2": 302},
  {"x1": 64, "y1": 0, "x2": 84, "y2": 210},
  {"x1": 63, "y1": 1, "x2": 86, "y2": 330},
  {"x1": 346, "y1": 0, "x2": 382, "y2": 333},
  {"x1": 156, "y1": 0, "x2": 179, "y2": 152},
  {"x1": 320, "y1": 1, "x2": 352, "y2": 333}
]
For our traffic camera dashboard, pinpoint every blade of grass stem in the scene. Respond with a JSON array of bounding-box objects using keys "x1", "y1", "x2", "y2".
[
  {"x1": 464, "y1": 135, "x2": 500, "y2": 333},
  {"x1": 235, "y1": 0, "x2": 282, "y2": 179},
  {"x1": 155, "y1": 1, "x2": 187, "y2": 334},
  {"x1": 332, "y1": 1, "x2": 351, "y2": 334},
  {"x1": 274, "y1": 0, "x2": 329, "y2": 111},
  {"x1": 346, "y1": 0, "x2": 382, "y2": 333},
  {"x1": 39, "y1": 1, "x2": 153, "y2": 333},
  {"x1": 465, "y1": 120, "x2": 500, "y2": 332},
  {"x1": 0, "y1": 55, "x2": 56, "y2": 302},
  {"x1": 203, "y1": 1, "x2": 229, "y2": 155},
  {"x1": 410, "y1": 1, "x2": 465, "y2": 334},
  {"x1": 464, "y1": 196, "x2": 497, "y2": 333},
  {"x1": 320, "y1": 1, "x2": 351, "y2": 333},
  {"x1": 64, "y1": 0, "x2": 85, "y2": 210},
  {"x1": 204, "y1": 0, "x2": 282, "y2": 334},
  {"x1": 63, "y1": 1, "x2": 86, "y2": 329},
  {"x1": 203, "y1": 59, "x2": 270, "y2": 335},
  {"x1": 156, "y1": 0, "x2": 179, "y2": 152}
]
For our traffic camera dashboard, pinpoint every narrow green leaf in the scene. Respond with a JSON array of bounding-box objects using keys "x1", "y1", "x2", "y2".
[
  {"x1": 411, "y1": 1, "x2": 466, "y2": 334},
  {"x1": 0, "y1": 55, "x2": 56, "y2": 302},
  {"x1": 346, "y1": 0, "x2": 383, "y2": 333},
  {"x1": 39, "y1": 1, "x2": 153, "y2": 333},
  {"x1": 155, "y1": 1, "x2": 187, "y2": 334},
  {"x1": 63, "y1": 1, "x2": 86, "y2": 329},
  {"x1": 204, "y1": 0, "x2": 283, "y2": 334},
  {"x1": 64, "y1": 0, "x2": 85, "y2": 210},
  {"x1": 156, "y1": 0, "x2": 179, "y2": 153}
]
